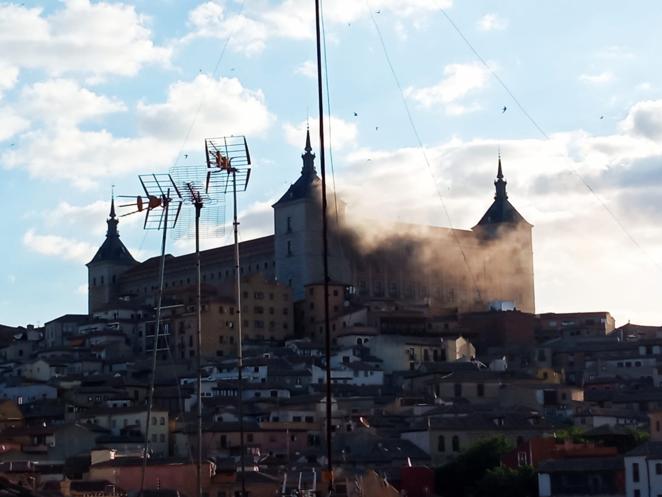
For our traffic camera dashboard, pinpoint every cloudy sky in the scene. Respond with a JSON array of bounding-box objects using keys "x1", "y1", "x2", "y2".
[{"x1": 1, "y1": 0, "x2": 661, "y2": 327}]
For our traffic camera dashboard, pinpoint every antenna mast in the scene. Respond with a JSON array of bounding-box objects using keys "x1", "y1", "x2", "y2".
[{"x1": 314, "y1": 0, "x2": 333, "y2": 491}]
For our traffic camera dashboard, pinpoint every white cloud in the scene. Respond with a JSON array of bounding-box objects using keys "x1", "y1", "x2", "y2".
[
  {"x1": 181, "y1": 0, "x2": 452, "y2": 54},
  {"x1": 2, "y1": 125, "x2": 175, "y2": 189},
  {"x1": 2, "y1": 75, "x2": 273, "y2": 188},
  {"x1": 0, "y1": 1, "x2": 170, "y2": 77},
  {"x1": 621, "y1": 100, "x2": 662, "y2": 141},
  {"x1": 477, "y1": 13, "x2": 508, "y2": 31},
  {"x1": 184, "y1": 1, "x2": 269, "y2": 55},
  {"x1": 579, "y1": 71, "x2": 614, "y2": 85},
  {"x1": 138, "y1": 75, "x2": 274, "y2": 142},
  {"x1": 0, "y1": 107, "x2": 29, "y2": 142},
  {"x1": 23, "y1": 229, "x2": 97, "y2": 263},
  {"x1": 295, "y1": 60, "x2": 317, "y2": 79},
  {"x1": 0, "y1": 63, "x2": 18, "y2": 99},
  {"x1": 597, "y1": 45, "x2": 635, "y2": 60},
  {"x1": 283, "y1": 117, "x2": 358, "y2": 152},
  {"x1": 19, "y1": 79, "x2": 126, "y2": 125},
  {"x1": 406, "y1": 62, "x2": 491, "y2": 112}
]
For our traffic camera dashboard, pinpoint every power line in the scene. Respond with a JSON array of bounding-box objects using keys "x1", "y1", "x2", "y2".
[
  {"x1": 366, "y1": 4, "x2": 484, "y2": 301},
  {"x1": 171, "y1": 0, "x2": 248, "y2": 168},
  {"x1": 319, "y1": 0, "x2": 340, "y2": 224}
]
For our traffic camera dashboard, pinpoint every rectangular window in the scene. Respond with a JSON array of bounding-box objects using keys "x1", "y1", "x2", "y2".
[{"x1": 633, "y1": 462, "x2": 640, "y2": 482}]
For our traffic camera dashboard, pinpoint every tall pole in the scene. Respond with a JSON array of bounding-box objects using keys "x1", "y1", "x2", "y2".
[
  {"x1": 140, "y1": 193, "x2": 170, "y2": 497},
  {"x1": 195, "y1": 197, "x2": 203, "y2": 497},
  {"x1": 314, "y1": 0, "x2": 333, "y2": 490},
  {"x1": 232, "y1": 168, "x2": 247, "y2": 497}
]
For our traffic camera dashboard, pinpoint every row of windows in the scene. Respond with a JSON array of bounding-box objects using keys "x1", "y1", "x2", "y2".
[
  {"x1": 631, "y1": 461, "x2": 662, "y2": 483},
  {"x1": 452, "y1": 383, "x2": 485, "y2": 398},
  {"x1": 437, "y1": 435, "x2": 460, "y2": 452},
  {"x1": 616, "y1": 360, "x2": 644, "y2": 368},
  {"x1": 243, "y1": 320, "x2": 288, "y2": 330},
  {"x1": 243, "y1": 291, "x2": 289, "y2": 302}
]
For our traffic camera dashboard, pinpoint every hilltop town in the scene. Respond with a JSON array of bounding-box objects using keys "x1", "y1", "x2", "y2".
[{"x1": 1, "y1": 134, "x2": 660, "y2": 497}]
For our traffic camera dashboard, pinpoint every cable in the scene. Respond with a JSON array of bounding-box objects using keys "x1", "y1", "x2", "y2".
[
  {"x1": 438, "y1": 8, "x2": 662, "y2": 273},
  {"x1": 319, "y1": 0, "x2": 340, "y2": 224},
  {"x1": 170, "y1": 0, "x2": 248, "y2": 168},
  {"x1": 366, "y1": 4, "x2": 484, "y2": 302}
]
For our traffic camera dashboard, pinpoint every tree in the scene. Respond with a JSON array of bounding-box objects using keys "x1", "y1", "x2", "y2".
[
  {"x1": 435, "y1": 437, "x2": 513, "y2": 497},
  {"x1": 473, "y1": 465, "x2": 538, "y2": 497}
]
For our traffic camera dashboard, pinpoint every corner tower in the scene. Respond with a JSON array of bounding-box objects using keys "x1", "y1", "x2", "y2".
[
  {"x1": 473, "y1": 156, "x2": 535, "y2": 313},
  {"x1": 86, "y1": 196, "x2": 138, "y2": 314},
  {"x1": 272, "y1": 129, "x2": 350, "y2": 300}
]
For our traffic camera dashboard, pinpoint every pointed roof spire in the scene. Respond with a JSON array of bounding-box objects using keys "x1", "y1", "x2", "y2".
[
  {"x1": 494, "y1": 153, "x2": 507, "y2": 201},
  {"x1": 305, "y1": 125, "x2": 312, "y2": 153},
  {"x1": 109, "y1": 188, "x2": 116, "y2": 219},
  {"x1": 300, "y1": 127, "x2": 316, "y2": 176},
  {"x1": 497, "y1": 150, "x2": 503, "y2": 180}
]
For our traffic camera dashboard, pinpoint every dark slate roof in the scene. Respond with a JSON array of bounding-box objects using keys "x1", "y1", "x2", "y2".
[
  {"x1": 626, "y1": 441, "x2": 662, "y2": 458},
  {"x1": 88, "y1": 200, "x2": 137, "y2": 266},
  {"x1": 474, "y1": 158, "x2": 530, "y2": 229},
  {"x1": 273, "y1": 130, "x2": 320, "y2": 206}
]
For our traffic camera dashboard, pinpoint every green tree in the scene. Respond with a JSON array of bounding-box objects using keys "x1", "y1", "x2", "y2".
[
  {"x1": 473, "y1": 465, "x2": 538, "y2": 497},
  {"x1": 435, "y1": 437, "x2": 513, "y2": 497},
  {"x1": 554, "y1": 425, "x2": 586, "y2": 443}
]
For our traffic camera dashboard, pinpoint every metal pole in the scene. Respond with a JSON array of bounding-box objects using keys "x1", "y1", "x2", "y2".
[
  {"x1": 195, "y1": 199, "x2": 203, "y2": 497},
  {"x1": 314, "y1": 0, "x2": 333, "y2": 489},
  {"x1": 233, "y1": 168, "x2": 247, "y2": 497},
  {"x1": 140, "y1": 192, "x2": 170, "y2": 497}
]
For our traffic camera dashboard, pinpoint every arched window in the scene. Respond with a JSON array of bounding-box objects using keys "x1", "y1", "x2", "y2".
[
  {"x1": 452, "y1": 435, "x2": 460, "y2": 452},
  {"x1": 437, "y1": 435, "x2": 445, "y2": 452}
]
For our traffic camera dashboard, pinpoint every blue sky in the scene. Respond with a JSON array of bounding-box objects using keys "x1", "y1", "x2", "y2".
[{"x1": 1, "y1": 0, "x2": 662, "y2": 327}]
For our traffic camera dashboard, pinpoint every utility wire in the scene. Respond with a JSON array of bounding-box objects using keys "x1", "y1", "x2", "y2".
[
  {"x1": 319, "y1": 0, "x2": 340, "y2": 224},
  {"x1": 366, "y1": 5, "x2": 483, "y2": 301},
  {"x1": 438, "y1": 7, "x2": 662, "y2": 273},
  {"x1": 171, "y1": 0, "x2": 248, "y2": 168}
]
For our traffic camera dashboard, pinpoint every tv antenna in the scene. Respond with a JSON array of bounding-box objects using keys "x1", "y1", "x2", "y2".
[
  {"x1": 204, "y1": 135, "x2": 252, "y2": 497},
  {"x1": 168, "y1": 134, "x2": 251, "y2": 497},
  {"x1": 169, "y1": 163, "x2": 224, "y2": 497},
  {"x1": 116, "y1": 173, "x2": 183, "y2": 496}
]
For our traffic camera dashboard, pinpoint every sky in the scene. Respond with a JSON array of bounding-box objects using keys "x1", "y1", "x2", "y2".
[{"x1": 1, "y1": 0, "x2": 662, "y2": 327}]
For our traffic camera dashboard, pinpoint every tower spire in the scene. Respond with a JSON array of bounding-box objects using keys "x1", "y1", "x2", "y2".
[
  {"x1": 301, "y1": 127, "x2": 316, "y2": 176},
  {"x1": 109, "y1": 187, "x2": 116, "y2": 219},
  {"x1": 494, "y1": 153, "x2": 507, "y2": 200},
  {"x1": 107, "y1": 191, "x2": 119, "y2": 238},
  {"x1": 497, "y1": 150, "x2": 503, "y2": 180}
]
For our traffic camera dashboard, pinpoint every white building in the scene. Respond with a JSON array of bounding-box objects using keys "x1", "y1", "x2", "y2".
[{"x1": 625, "y1": 441, "x2": 662, "y2": 497}]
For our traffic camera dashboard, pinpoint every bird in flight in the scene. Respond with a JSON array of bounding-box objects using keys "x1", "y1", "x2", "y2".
[
  {"x1": 502, "y1": 106, "x2": 507, "y2": 113},
  {"x1": 353, "y1": 112, "x2": 358, "y2": 117}
]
